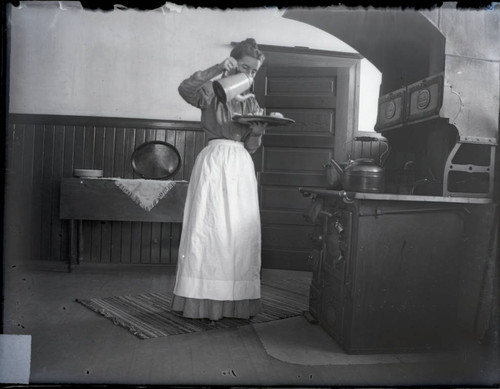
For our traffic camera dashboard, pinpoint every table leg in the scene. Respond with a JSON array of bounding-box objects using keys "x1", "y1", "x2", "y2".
[
  {"x1": 77, "y1": 220, "x2": 84, "y2": 265},
  {"x1": 68, "y1": 219, "x2": 76, "y2": 272}
]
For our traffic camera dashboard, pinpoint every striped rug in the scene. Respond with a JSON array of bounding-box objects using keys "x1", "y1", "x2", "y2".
[{"x1": 75, "y1": 283, "x2": 309, "y2": 339}]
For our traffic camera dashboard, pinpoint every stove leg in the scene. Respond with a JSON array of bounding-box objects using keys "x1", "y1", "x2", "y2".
[{"x1": 302, "y1": 310, "x2": 319, "y2": 324}]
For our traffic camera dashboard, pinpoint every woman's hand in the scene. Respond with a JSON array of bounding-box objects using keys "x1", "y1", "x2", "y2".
[
  {"x1": 244, "y1": 133, "x2": 262, "y2": 154},
  {"x1": 220, "y1": 57, "x2": 238, "y2": 74},
  {"x1": 244, "y1": 123, "x2": 267, "y2": 154},
  {"x1": 249, "y1": 122, "x2": 267, "y2": 136},
  {"x1": 234, "y1": 93, "x2": 255, "y2": 102}
]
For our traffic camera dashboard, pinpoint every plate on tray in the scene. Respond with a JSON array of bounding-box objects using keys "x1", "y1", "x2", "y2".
[
  {"x1": 232, "y1": 114, "x2": 295, "y2": 127},
  {"x1": 73, "y1": 169, "x2": 103, "y2": 178}
]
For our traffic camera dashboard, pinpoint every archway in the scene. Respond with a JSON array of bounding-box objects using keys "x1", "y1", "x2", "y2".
[{"x1": 283, "y1": 9, "x2": 446, "y2": 94}]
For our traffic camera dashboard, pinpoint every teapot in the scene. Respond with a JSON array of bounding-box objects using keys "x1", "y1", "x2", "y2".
[{"x1": 324, "y1": 158, "x2": 385, "y2": 193}]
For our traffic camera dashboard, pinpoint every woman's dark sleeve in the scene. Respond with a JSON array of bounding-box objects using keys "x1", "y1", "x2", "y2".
[
  {"x1": 244, "y1": 97, "x2": 264, "y2": 153},
  {"x1": 178, "y1": 63, "x2": 224, "y2": 109}
]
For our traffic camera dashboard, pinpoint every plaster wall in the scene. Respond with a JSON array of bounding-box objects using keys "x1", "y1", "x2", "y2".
[{"x1": 8, "y1": 3, "x2": 381, "y2": 130}]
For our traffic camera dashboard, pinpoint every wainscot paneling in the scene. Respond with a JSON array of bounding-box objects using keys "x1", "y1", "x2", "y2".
[{"x1": 5, "y1": 114, "x2": 206, "y2": 266}]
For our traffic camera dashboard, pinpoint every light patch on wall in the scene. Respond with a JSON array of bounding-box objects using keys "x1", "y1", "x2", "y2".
[
  {"x1": 162, "y1": 2, "x2": 185, "y2": 13},
  {"x1": 359, "y1": 59, "x2": 382, "y2": 133},
  {"x1": 0, "y1": 335, "x2": 31, "y2": 384}
]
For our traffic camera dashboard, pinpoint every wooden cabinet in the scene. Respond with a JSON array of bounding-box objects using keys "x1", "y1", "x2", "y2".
[{"x1": 306, "y1": 192, "x2": 466, "y2": 354}]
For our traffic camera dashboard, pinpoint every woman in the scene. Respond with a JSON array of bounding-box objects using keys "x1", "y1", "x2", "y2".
[{"x1": 171, "y1": 38, "x2": 267, "y2": 320}]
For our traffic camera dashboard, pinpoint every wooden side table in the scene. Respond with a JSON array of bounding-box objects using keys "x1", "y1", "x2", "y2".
[{"x1": 60, "y1": 178, "x2": 188, "y2": 271}]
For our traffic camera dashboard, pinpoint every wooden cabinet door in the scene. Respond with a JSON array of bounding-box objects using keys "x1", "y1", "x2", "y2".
[
  {"x1": 254, "y1": 66, "x2": 338, "y2": 270},
  {"x1": 345, "y1": 204, "x2": 464, "y2": 353}
]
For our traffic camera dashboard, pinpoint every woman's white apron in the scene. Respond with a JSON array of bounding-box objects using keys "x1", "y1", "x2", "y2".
[{"x1": 173, "y1": 139, "x2": 261, "y2": 301}]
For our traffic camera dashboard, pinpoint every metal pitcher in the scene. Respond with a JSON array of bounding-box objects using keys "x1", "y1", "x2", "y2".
[{"x1": 213, "y1": 73, "x2": 253, "y2": 103}]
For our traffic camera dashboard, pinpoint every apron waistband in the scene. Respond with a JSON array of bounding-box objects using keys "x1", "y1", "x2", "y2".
[{"x1": 208, "y1": 138, "x2": 244, "y2": 146}]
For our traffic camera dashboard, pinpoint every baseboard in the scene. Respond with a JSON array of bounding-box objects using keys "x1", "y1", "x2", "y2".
[
  {"x1": 16, "y1": 260, "x2": 68, "y2": 273},
  {"x1": 17, "y1": 260, "x2": 176, "y2": 273},
  {"x1": 16, "y1": 260, "x2": 312, "y2": 274},
  {"x1": 73, "y1": 262, "x2": 177, "y2": 273}
]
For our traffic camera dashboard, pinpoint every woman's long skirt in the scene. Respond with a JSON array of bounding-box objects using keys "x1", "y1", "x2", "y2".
[{"x1": 171, "y1": 139, "x2": 262, "y2": 320}]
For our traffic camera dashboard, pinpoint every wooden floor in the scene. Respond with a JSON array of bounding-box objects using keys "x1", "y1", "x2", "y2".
[{"x1": 3, "y1": 261, "x2": 498, "y2": 386}]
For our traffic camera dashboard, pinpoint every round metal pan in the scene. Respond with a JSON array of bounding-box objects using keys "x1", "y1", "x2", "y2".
[{"x1": 131, "y1": 141, "x2": 181, "y2": 179}]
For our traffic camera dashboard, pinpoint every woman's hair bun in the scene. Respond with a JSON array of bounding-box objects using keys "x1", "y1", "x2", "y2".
[
  {"x1": 244, "y1": 38, "x2": 257, "y2": 48},
  {"x1": 230, "y1": 38, "x2": 265, "y2": 62}
]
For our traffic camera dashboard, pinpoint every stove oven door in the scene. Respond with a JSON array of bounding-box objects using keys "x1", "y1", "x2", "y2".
[{"x1": 319, "y1": 208, "x2": 353, "y2": 343}]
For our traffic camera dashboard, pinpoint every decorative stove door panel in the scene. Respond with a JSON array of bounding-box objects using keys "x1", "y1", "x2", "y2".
[
  {"x1": 321, "y1": 283, "x2": 345, "y2": 340},
  {"x1": 323, "y1": 211, "x2": 348, "y2": 276},
  {"x1": 318, "y1": 207, "x2": 353, "y2": 342},
  {"x1": 308, "y1": 248, "x2": 323, "y2": 319}
]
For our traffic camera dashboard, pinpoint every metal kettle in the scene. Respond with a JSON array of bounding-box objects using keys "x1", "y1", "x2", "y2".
[{"x1": 325, "y1": 158, "x2": 385, "y2": 193}]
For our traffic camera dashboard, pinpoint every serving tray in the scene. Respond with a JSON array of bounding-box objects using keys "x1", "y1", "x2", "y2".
[{"x1": 232, "y1": 114, "x2": 295, "y2": 126}]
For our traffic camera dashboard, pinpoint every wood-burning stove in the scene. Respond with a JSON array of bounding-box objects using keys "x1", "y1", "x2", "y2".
[
  {"x1": 301, "y1": 188, "x2": 491, "y2": 354},
  {"x1": 288, "y1": 7, "x2": 499, "y2": 356}
]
